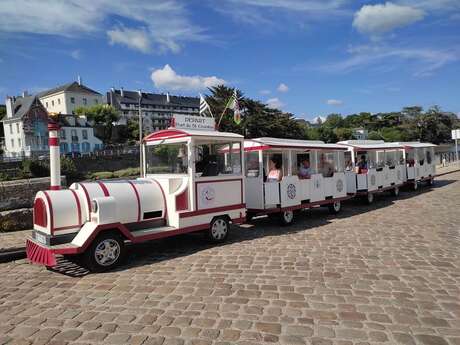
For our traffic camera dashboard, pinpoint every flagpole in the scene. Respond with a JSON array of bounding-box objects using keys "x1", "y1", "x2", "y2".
[{"x1": 217, "y1": 102, "x2": 230, "y2": 129}]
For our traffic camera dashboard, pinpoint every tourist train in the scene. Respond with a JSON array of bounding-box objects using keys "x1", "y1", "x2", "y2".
[{"x1": 26, "y1": 115, "x2": 436, "y2": 271}]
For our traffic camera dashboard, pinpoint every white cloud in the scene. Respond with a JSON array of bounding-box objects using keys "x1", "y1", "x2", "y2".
[
  {"x1": 259, "y1": 89, "x2": 271, "y2": 95},
  {"x1": 0, "y1": 0, "x2": 205, "y2": 54},
  {"x1": 277, "y1": 83, "x2": 289, "y2": 93},
  {"x1": 150, "y1": 64, "x2": 226, "y2": 91},
  {"x1": 353, "y1": 2, "x2": 425, "y2": 35},
  {"x1": 326, "y1": 99, "x2": 343, "y2": 106},
  {"x1": 322, "y1": 44, "x2": 460, "y2": 77},
  {"x1": 313, "y1": 116, "x2": 326, "y2": 124},
  {"x1": 70, "y1": 49, "x2": 81, "y2": 60},
  {"x1": 107, "y1": 27, "x2": 151, "y2": 53},
  {"x1": 266, "y1": 97, "x2": 284, "y2": 109}
]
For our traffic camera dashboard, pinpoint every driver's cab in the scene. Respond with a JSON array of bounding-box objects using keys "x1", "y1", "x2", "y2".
[{"x1": 143, "y1": 115, "x2": 246, "y2": 230}]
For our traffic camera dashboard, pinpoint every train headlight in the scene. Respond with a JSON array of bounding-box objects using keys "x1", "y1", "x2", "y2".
[{"x1": 91, "y1": 200, "x2": 98, "y2": 213}]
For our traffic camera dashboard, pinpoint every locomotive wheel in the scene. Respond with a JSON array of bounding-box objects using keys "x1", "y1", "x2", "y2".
[
  {"x1": 84, "y1": 232, "x2": 126, "y2": 272},
  {"x1": 428, "y1": 178, "x2": 434, "y2": 186},
  {"x1": 328, "y1": 201, "x2": 342, "y2": 214},
  {"x1": 413, "y1": 181, "x2": 419, "y2": 190},
  {"x1": 391, "y1": 186, "x2": 400, "y2": 197},
  {"x1": 208, "y1": 217, "x2": 230, "y2": 243},
  {"x1": 246, "y1": 211, "x2": 256, "y2": 222},
  {"x1": 279, "y1": 210, "x2": 295, "y2": 226},
  {"x1": 366, "y1": 192, "x2": 374, "y2": 204}
]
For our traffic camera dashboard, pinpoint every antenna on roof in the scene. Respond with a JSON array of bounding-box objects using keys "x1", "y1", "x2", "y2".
[{"x1": 77, "y1": 75, "x2": 82, "y2": 85}]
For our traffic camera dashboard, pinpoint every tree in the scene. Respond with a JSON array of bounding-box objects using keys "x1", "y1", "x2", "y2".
[
  {"x1": 75, "y1": 104, "x2": 120, "y2": 143},
  {"x1": 334, "y1": 127, "x2": 353, "y2": 141},
  {"x1": 324, "y1": 114, "x2": 344, "y2": 128}
]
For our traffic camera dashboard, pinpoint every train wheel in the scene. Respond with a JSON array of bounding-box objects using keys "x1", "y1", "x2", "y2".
[
  {"x1": 413, "y1": 181, "x2": 419, "y2": 191},
  {"x1": 391, "y1": 186, "x2": 400, "y2": 197},
  {"x1": 328, "y1": 201, "x2": 342, "y2": 214},
  {"x1": 279, "y1": 210, "x2": 295, "y2": 226},
  {"x1": 84, "y1": 232, "x2": 125, "y2": 272},
  {"x1": 428, "y1": 178, "x2": 434, "y2": 186},
  {"x1": 366, "y1": 192, "x2": 374, "y2": 204},
  {"x1": 246, "y1": 212, "x2": 256, "y2": 222},
  {"x1": 208, "y1": 217, "x2": 229, "y2": 243}
]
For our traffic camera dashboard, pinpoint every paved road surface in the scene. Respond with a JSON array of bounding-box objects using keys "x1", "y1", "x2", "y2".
[{"x1": 0, "y1": 172, "x2": 459, "y2": 345}]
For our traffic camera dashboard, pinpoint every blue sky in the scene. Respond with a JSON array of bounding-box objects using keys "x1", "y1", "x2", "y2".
[{"x1": 0, "y1": 0, "x2": 459, "y2": 121}]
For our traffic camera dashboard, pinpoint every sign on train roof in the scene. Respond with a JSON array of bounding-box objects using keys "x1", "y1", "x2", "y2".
[
  {"x1": 173, "y1": 114, "x2": 215, "y2": 131},
  {"x1": 338, "y1": 140, "x2": 403, "y2": 150},
  {"x1": 144, "y1": 114, "x2": 243, "y2": 142},
  {"x1": 394, "y1": 142, "x2": 437, "y2": 148}
]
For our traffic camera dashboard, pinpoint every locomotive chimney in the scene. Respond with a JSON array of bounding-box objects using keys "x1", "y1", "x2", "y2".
[{"x1": 48, "y1": 114, "x2": 61, "y2": 190}]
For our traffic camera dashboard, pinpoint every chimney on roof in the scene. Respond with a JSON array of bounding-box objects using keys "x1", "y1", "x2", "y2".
[
  {"x1": 6, "y1": 96, "x2": 14, "y2": 118},
  {"x1": 166, "y1": 92, "x2": 170, "y2": 103},
  {"x1": 22, "y1": 90, "x2": 29, "y2": 98},
  {"x1": 120, "y1": 87, "x2": 124, "y2": 97},
  {"x1": 77, "y1": 75, "x2": 82, "y2": 85}
]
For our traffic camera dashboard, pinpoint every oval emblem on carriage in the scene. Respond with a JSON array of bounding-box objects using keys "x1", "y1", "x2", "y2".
[
  {"x1": 315, "y1": 179, "x2": 321, "y2": 189},
  {"x1": 336, "y1": 179, "x2": 344, "y2": 192},
  {"x1": 201, "y1": 185, "x2": 216, "y2": 205},
  {"x1": 287, "y1": 183, "x2": 296, "y2": 199},
  {"x1": 370, "y1": 174, "x2": 376, "y2": 186}
]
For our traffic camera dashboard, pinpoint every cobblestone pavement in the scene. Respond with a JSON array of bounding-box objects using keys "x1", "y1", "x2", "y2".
[
  {"x1": 0, "y1": 172, "x2": 459, "y2": 345},
  {"x1": 0, "y1": 230, "x2": 31, "y2": 253}
]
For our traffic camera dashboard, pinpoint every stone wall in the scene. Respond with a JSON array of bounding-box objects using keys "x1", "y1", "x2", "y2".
[{"x1": 0, "y1": 176, "x2": 66, "y2": 211}]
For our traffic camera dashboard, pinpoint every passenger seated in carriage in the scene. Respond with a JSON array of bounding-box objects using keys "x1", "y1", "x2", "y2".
[
  {"x1": 319, "y1": 153, "x2": 334, "y2": 177},
  {"x1": 298, "y1": 158, "x2": 311, "y2": 179},
  {"x1": 357, "y1": 155, "x2": 368, "y2": 174},
  {"x1": 267, "y1": 156, "x2": 283, "y2": 182}
]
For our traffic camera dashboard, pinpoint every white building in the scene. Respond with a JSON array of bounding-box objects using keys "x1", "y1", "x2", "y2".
[
  {"x1": 39, "y1": 78, "x2": 103, "y2": 115},
  {"x1": 57, "y1": 114, "x2": 103, "y2": 154},
  {"x1": 353, "y1": 128, "x2": 369, "y2": 140},
  {"x1": 2, "y1": 93, "x2": 102, "y2": 159}
]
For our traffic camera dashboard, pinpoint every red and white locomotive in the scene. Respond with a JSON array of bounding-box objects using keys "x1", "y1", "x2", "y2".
[{"x1": 26, "y1": 115, "x2": 436, "y2": 271}]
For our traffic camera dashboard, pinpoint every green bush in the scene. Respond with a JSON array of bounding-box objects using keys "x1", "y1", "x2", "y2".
[
  {"x1": 89, "y1": 171, "x2": 114, "y2": 180},
  {"x1": 114, "y1": 167, "x2": 139, "y2": 178},
  {"x1": 61, "y1": 157, "x2": 79, "y2": 179},
  {"x1": 20, "y1": 159, "x2": 49, "y2": 178}
]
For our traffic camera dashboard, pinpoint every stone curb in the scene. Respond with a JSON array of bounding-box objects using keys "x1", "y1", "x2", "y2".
[{"x1": 0, "y1": 168, "x2": 459, "y2": 264}]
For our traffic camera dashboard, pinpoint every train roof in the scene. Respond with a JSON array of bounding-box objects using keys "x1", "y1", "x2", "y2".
[
  {"x1": 144, "y1": 128, "x2": 244, "y2": 143},
  {"x1": 338, "y1": 140, "x2": 403, "y2": 150},
  {"x1": 245, "y1": 137, "x2": 348, "y2": 150},
  {"x1": 393, "y1": 142, "x2": 437, "y2": 148}
]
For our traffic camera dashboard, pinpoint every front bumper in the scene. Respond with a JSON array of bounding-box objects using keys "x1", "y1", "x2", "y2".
[{"x1": 26, "y1": 238, "x2": 57, "y2": 266}]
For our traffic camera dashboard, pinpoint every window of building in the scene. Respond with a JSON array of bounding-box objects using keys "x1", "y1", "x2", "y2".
[
  {"x1": 16, "y1": 123, "x2": 19, "y2": 133},
  {"x1": 83, "y1": 98, "x2": 87, "y2": 105},
  {"x1": 94, "y1": 99, "x2": 98, "y2": 104},
  {"x1": 70, "y1": 97, "x2": 75, "y2": 104},
  {"x1": 18, "y1": 138, "x2": 21, "y2": 147},
  {"x1": 9, "y1": 124, "x2": 12, "y2": 134},
  {"x1": 46, "y1": 102, "x2": 48, "y2": 108},
  {"x1": 82, "y1": 129, "x2": 88, "y2": 140},
  {"x1": 58, "y1": 98, "x2": 61, "y2": 105},
  {"x1": 82, "y1": 142, "x2": 90, "y2": 152},
  {"x1": 60, "y1": 129, "x2": 66, "y2": 139},
  {"x1": 11, "y1": 139, "x2": 14, "y2": 148},
  {"x1": 52, "y1": 100, "x2": 55, "y2": 106}
]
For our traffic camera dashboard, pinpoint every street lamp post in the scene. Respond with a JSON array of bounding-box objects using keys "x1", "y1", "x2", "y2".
[{"x1": 138, "y1": 90, "x2": 143, "y2": 177}]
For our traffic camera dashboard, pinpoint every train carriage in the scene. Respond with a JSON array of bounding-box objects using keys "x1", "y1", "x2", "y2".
[
  {"x1": 244, "y1": 138, "x2": 350, "y2": 224},
  {"x1": 395, "y1": 142, "x2": 436, "y2": 189},
  {"x1": 338, "y1": 140, "x2": 405, "y2": 203}
]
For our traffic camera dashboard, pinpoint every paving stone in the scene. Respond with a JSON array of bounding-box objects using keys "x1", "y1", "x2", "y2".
[
  {"x1": 415, "y1": 334, "x2": 450, "y2": 345},
  {"x1": 53, "y1": 329, "x2": 83, "y2": 341},
  {"x1": 255, "y1": 322, "x2": 282, "y2": 335}
]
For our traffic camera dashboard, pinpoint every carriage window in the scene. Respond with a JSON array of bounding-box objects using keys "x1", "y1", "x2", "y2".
[
  {"x1": 145, "y1": 143, "x2": 188, "y2": 174},
  {"x1": 398, "y1": 150, "x2": 404, "y2": 165},
  {"x1": 296, "y1": 153, "x2": 311, "y2": 179},
  {"x1": 406, "y1": 150, "x2": 415, "y2": 166},
  {"x1": 385, "y1": 151, "x2": 397, "y2": 168},
  {"x1": 195, "y1": 141, "x2": 242, "y2": 177},
  {"x1": 344, "y1": 151, "x2": 353, "y2": 171},
  {"x1": 263, "y1": 152, "x2": 285, "y2": 182},
  {"x1": 417, "y1": 149, "x2": 425, "y2": 165},
  {"x1": 318, "y1": 151, "x2": 336, "y2": 177},
  {"x1": 376, "y1": 151, "x2": 386, "y2": 168},
  {"x1": 245, "y1": 151, "x2": 260, "y2": 177},
  {"x1": 426, "y1": 149, "x2": 432, "y2": 164}
]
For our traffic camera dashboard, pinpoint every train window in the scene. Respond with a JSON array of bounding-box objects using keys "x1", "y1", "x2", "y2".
[
  {"x1": 263, "y1": 152, "x2": 285, "y2": 182},
  {"x1": 296, "y1": 152, "x2": 311, "y2": 179},
  {"x1": 344, "y1": 151, "x2": 353, "y2": 170},
  {"x1": 417, "y1": 149, "x2": 425, "y2": 165},
  {"x1": 245, "y1": 151, "x2": 260, "y2": 177},
  {"x1": 385, "y1": 151, "x2": 397, "y2": 168},
  {"x1": 426, "y1": 149, "x2": 432, "y2": 164},
  {"x1": 196, "y1": 141, "x2": 242, "y2": 177},
  {"x1": 398, "y1": 150, "x2": 404, "y2": 165},
  {"x1": 145, "y1": 143, "x2": 188, "y2": 174},
  {"x1": 406, "y1": 150, "x2": 415, "y2": 166},
  {"x1": 318, "y1": 151, "x2": 336, "y2": 177}
]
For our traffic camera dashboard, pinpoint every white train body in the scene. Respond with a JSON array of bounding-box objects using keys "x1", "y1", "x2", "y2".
[{"x1": 26, "y1": 115, "x2": 436, "y2": 270}]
